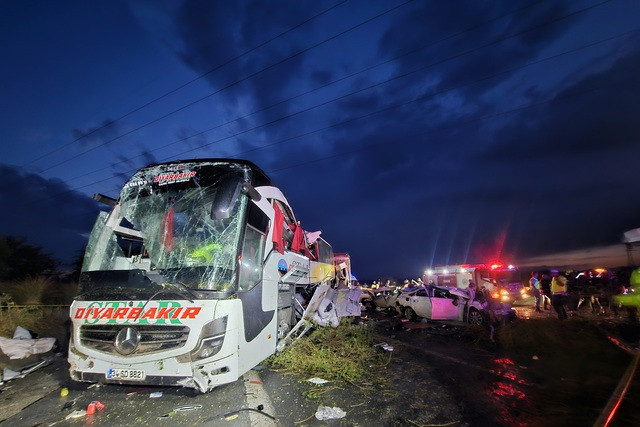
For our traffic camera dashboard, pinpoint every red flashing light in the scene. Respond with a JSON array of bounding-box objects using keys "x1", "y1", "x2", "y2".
[{"x1": 490, "y1": 263, "x2": 503, "y2": 270}]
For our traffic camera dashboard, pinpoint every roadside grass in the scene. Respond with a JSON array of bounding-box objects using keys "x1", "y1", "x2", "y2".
[
  {"x1": 0, "y1": 277, "x2": 77, "y2": 305},
  {"x1": 496, "y1": 318, "x2": 638, "y2": 426},
  {"x1": 0, "y1": 307, "x2": 70, "y2": 340},
  {"x1": 0, "y1": 276, "x2": 75, "y2": 341},
  {"x1": 267, "y1": 322, "x2": 387, "y2": 384}
]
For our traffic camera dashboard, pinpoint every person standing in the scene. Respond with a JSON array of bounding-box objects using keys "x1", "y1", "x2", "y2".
[
  {"x1": 540, "y1": 273, "x2": 552, "y2": 310},
  {"x1": 551, "y1": 269, "x2": 569, "y2": 320},
  {"x1": 530, "y1": 272, "x2": 543, "y2": 313}
]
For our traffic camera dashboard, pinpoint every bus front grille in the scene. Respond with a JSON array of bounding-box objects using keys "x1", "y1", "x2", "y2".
[{"x1": 79, "y1": 324, "x2": 190, "y2": 355}]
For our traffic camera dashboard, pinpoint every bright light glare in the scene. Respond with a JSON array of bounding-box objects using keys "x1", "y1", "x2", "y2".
[
  {"x1": 443, "y1": 269, "x2": 449, "y2": 274},
  {"x1": 427, "y1": 269, "x2": 433, "y2": 275}
]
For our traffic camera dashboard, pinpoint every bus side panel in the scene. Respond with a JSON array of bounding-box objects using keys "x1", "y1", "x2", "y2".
[{"x1": 236, "y1": 255, "x2": 281, "y2": 374}]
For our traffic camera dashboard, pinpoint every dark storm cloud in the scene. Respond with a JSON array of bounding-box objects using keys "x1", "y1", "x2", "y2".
[
  {"x1": 482, "y1": 47, "x2": 640, "y2": 161},
  {"x1": 72, "y1": 118, "x2": 123, "y2": 147},
  {"x1": 0, "y1": 164, "x2": 100, "y2": 264},
  {"x1": 423, "y1": 47, "x2": 640, "y2": 260},
  {"x1": 376, "y1": 1, "x2": 575, "y2": 109},
  {"x1": 173, "y1": 0, "x2": 314, "y2": 114},
  {"x1": 122, "y1": 0, "x2": 637, "y2": 277}
]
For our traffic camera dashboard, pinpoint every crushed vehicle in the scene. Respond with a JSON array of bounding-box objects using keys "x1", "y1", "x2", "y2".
[
  {"x1": 424, "y1": 263, "x2": 528, "y2": 303},
  {"x1": 396, "y1": 285, "x2": 516, "y2": 325},
  {"x1": 361, "y1": 286, "x2": 403, "y2": 314},
  {"x1": 68, "y1": 158, "x2": 358, "y2": 393}
]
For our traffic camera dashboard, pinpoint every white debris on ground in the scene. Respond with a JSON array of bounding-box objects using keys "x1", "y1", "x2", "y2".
[
  {"x1": 0, "y1": 326, "x2": 56, "y2": 360},
  {"x1": 315, "y1": 406, "x2": 347, "y2": 420}
]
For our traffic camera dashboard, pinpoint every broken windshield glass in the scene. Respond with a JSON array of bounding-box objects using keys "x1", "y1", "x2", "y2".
[{"x1": 80, "y1": 162, "x2": 250, "y2": 295}]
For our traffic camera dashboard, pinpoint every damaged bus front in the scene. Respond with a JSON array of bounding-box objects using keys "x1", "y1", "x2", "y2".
[{"x1": 68, "y1": 159, "x2": 336, "y2": 392}]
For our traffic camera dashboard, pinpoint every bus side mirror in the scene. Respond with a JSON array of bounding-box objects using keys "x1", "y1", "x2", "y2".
[
  {"x1": 241, "y1": 182, "x2": 261, "y2": 202},
  {"x1": 211, "y1": 179, "x2": 262, "y2": 220},
  {"x1": 211, "y1": 177, "x2": 242, "y2": 220}
]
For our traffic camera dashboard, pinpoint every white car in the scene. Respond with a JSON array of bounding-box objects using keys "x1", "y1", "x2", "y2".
[{"x1": 397, "y1": 286, "x2": 514, "y2": 325}]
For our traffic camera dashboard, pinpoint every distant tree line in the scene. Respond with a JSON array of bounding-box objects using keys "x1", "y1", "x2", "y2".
[{"x1": 0, "y1": 235, "x2": 82, "y2": 281}]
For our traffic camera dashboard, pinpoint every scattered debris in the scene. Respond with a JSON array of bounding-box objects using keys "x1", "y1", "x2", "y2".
[
  {"x1": 124, "y1": 387, "x2": 151, "y2": 396},
  {"x1": 0, "y1": 326, "x2": 56, "y2": 359},
  {"x1": 249, "y1": 380, "x2": 263, "y2": 385},
  {"x1": 315, "y1": 405, "x2": 346, "y2": 420},
  {"x1": 60, "y1": 387, "x2": 69, "y2": 397},
  {"x1": 1, "y1": 357, "x2": 52, "y2": 382},
  {"x1": 87, "y1": 383, "x2": 101, "y2": 389},
  {"x1": 61, "y1": 399, "x2": 76, "y2": 411},
  {"x1": 149, "y1": 391, "x2": 163, "y2": 398},
  {"x1": 532, "y1": 355, "x2": 539, "y2": 360},
  {"x1": 221, "y1": 405, "x2": 277, "y2": 421},
  {"x1": 2, "y1": 368, "x2": 20, "y2": 381},
  {"x1": 86, "y1": 401, "x2": 105, "y2": 415},
  {"x1": 174, "y1": 404, "x2": 203, "y2": 412},
  {"x1": 373, "y1": 342, "x2": 394, "y2": 352},
  {"x1": 65, "y1": 410, "x2": 86, "y2": 420},
  {"x1": 307, "y1": 377, "x2": 329, "y2": 385}
]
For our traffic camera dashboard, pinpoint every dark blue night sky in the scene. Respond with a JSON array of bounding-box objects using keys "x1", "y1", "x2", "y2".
[{"x1": 1, "y1": 0, "x2": 639, "y2": 278}]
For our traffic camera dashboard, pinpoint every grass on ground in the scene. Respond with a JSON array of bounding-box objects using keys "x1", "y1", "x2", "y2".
[{"x1": 267, "y1": 321, "x2": 387, "y2": 383}]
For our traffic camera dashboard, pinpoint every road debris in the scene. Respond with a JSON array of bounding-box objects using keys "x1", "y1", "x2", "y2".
[
  {"x1": 374, "y1": 342, "x2": 394, "y2": 352},
  {"x1": 65, "y1": 410, "x2": 86, "y2": 420},
  {"x1": 0, "y1": 326, "x2": 56, "y2": 360},
  {"x1": 315, "y1": 406, "x2": 346, "y2": 420},
  {"x1": 86, "y1": 401, "x2": 105, "y2": 415},
  {"x1": 307, "y1": 377, "x2": 329, "y2": 385},
  {"x1": 61, "y1": 399, "x2": 76, "y2": 411},
  {"x1": 149, "y1": 391, "x2": 163, "y2": 398},
  {"x1": 221, "y1": 404, "x2": 277, "y2": 421}
]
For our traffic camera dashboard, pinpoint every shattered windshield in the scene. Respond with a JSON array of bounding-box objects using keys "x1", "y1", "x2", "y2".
[{"x1": 80, "y1": 161, "x2": 250, "y2": 296}]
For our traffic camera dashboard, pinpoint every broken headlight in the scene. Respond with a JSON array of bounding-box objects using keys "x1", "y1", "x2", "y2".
[{"x1": 190, "y1": 316, "x2": 227, "y2": 360}]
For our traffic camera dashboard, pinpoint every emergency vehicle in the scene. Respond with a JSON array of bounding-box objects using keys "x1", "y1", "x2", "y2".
[
  {"x1": 68, "y1": 159, "x2": 349, "y2": 392},
  {"x1": 423, "y1": 263, "x2": 528, "y2": 302}
]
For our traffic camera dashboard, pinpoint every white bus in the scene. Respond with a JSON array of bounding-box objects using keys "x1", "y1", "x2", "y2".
[{"x1": 69, "y1": 159, "x2": 337, "y2": 392}]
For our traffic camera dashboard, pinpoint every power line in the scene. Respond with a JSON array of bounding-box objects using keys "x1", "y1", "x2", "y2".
[
  {"x1": 21, "y1": 0, "x2": 349, "y2": 167},
  {"x1": 140, "y1": 0, "x2": 619, "y2": 161},
  {"x1": 62, "y1": 0, "x2": 614, "y2": 186},
  {"x1": 265, "y1": 80, "x2": 635, "y2": 175},
  {"x1": 27, "y1": 26, "x2": 637, "y2": 208},
  {"x1": 33, "y1": 0, "x2": 415, "y2": 174},
  {"x1": 18, "y1": 0, "x2": 626, "y2": 205},
  {"x1": 66, "y1": 0, "x2": 551, "y2": 183}
]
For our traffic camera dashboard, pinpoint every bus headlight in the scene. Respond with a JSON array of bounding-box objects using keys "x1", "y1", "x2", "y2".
[{"x1": 191, "y1": 316, "x2": 227, "y2": 360}]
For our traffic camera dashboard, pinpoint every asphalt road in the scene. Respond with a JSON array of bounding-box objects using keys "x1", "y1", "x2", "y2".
[
  {"x1": 1, "y1": 299, "x2": 638, "y2": 426},
  {"x1": 0, "y1": 347, "x2": 465, "y2": 426}
]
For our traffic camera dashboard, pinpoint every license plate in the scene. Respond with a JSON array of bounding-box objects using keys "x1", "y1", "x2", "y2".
[{"x1": 107, "y1": 368, "x2": 146, "y2": 381}]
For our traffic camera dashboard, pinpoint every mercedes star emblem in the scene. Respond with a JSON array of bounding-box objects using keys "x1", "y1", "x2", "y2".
[{"x1": 114, "y1": 327, "x2": 141, "y2": 355}]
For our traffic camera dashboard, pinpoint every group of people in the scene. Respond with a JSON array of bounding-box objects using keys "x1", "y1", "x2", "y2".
[{"x1": 529, "y1": 269, "x2": 599, "y2": 320}]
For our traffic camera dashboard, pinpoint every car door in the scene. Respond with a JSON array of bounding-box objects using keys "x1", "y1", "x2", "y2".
[
  {"x1": 430, "y1": 294, "x2": 459, "y2": 320},
  {"x1": 408, "y1": 289, "x2": 432, "y2": 318}
]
